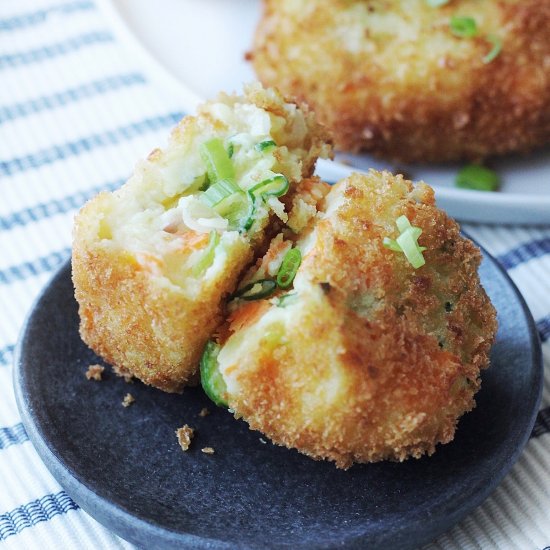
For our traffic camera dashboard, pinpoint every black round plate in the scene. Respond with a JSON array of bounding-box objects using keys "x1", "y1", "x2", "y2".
[{"x1": 13, "y1": 249, "x2": 542, "y2": 550}]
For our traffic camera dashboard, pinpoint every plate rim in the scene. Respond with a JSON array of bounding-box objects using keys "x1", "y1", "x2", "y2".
[
  {"x1": 12, "y1": 245, "x2": 543, "y2": 549},
  {"x1": 12, "y1": 257, "x2": 229, "y2": 550}
]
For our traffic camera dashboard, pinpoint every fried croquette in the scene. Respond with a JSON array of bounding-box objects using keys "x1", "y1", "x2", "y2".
[
  {"x1": 72, "y1": 83, "x2": 332, "y2": 393},
  {"x1": 251, "y1": 0, "x2": 550, "y2": 162},
  {"x1": 202, "y1": 170, "x2": 497, "y2": 469}
]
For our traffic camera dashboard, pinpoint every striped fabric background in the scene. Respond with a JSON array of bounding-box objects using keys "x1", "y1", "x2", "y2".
[{"x1": 0, "y1": 1, "x2": 548, "y2": 548}]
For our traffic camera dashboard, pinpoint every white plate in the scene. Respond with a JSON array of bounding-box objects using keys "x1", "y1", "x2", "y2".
[{"x1": 107, "y1": 0, "x2": 550, "y2": 225}]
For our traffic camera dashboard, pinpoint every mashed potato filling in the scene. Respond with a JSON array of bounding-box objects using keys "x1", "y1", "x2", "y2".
[
  {"x1": 217, "y1": 285, "x2": 352, "y2": 421},
  {"x1": 88, "y1": 85, "x2": 321, "y2": 299}
]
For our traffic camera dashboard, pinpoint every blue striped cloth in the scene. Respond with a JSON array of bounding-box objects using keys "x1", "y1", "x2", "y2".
[{"x1": 0, "y1": 1, "x2": 548, "y2": 548}]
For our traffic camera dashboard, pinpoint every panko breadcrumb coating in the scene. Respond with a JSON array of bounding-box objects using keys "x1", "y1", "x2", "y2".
[
  {"x1": 201, "y1": 447, "x2": 215, "y2": 455},
  {"x1": 204, "y1": 170, "x2": 497, "y2": 468},
  {"x1": 176, "y1": 425, "x2": 195, "y2": 451},
  {"x1": 72, "y1": 83, "x2": 331, "y2": 393},
  {"x1": 122, "y1": 393, "x2": 135, "y2": 408},
  {"x1": 85, "y1": 364, "x2": 104, "y2": 381},
  {"x1": 251, "y1": 0, "x2": 550, "y2": 162}
]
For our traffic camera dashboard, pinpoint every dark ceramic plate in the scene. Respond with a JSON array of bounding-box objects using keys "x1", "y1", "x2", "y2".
[{"x1": 14, "y1": 250, "x2": 542, "y2": 550}]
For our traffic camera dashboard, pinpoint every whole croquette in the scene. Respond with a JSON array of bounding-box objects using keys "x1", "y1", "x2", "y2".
[
  {"x1": 251, "y1": 0, "x2": 550, "y2": 163},
  {"x1": 72, "y1": 83, "x2": 332, "y2": 393},
  {"x1": 201, "y1": 170, "x2": 498, "y2": 468}
]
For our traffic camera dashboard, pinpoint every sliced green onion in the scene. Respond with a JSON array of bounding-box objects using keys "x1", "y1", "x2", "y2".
[
  {"x1": 482, "y1": 34, "x2": 502, "y2": 64},
  {"x1": 456, "y1": 165, "x2": 500, "y2": 191},
  {"x1": 426, "y1": 0, "x2": 449, "y2": 6},
  {"x1": 396, "y1": 215, "x2": 412, "y2": 233},
  {"x1": 396, "y1": 230, "x2": 427, "y2": 269},
  {"x1": 383, "y1": 216, "x2": 427, "y2": 269},
  {"x1": 200, "y1": 341, "x2": 228, "y2": 408},
  {"x1": 227, "y1": 143, "x2": 234, "y2": 159},
  {"x1": 202, "y1": 191, "x2": 252, "y2": 232},
  {"x1": 450, "y1": 16, "x2": 477, "y2": 38},
  {"x1": 276, "y1": 292, "x2": 298, "y2": 308},
  {"x1": 249, "y1": 175, "x2": 289, "y2": 199},
  {"x1": 255, "y1": 139, "x2": 277, "y2": 153},
  {"x1": 241, "y1": 196, "x2": 257, "y2": 232},
  {"x1": 201, "y1": 178, "x2": 241, "y2": 207},
  {"x1": 382, "y1": 237, "x2": 402, "y2": 252},
  {"x1": 200, "y1": 138, "x2": 235, "y2": 184},
  {"x1": 233, "y1": 279, "x2": 277, "y2": 301},
  {"x1": 192, "y1": 231, "x2": 219, "y2": 276},
  {"x1": 214, "y1": 191, "x2": 246, "y2": 217},
  {"x1": 241, "y1": 175, "x2": 289, "y2": 233},
  {"x1": 226, "y1": 202, "x2": 253, "y2": 232},
  {"x1": 276, "y1": 248, "x2": 302, "y2": 289}
]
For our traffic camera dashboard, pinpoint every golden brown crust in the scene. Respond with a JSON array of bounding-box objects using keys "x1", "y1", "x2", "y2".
[
  {"x1": 220, "y1": 171, "x2": 498, "y2": 468},
  {"x1": 112, "y1": 364, "x2": 134, "y2": 383},
  {"x1": 252, "y1": 0, "x2": 550, "y2": 162},
  {"x1": 72, "y1": 199, "x2": 251, "y2": 393}
]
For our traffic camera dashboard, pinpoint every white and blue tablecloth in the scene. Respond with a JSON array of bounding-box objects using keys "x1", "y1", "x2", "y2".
[{"x1": 0, "y1": 1, "x2": 549, "y2": 548}]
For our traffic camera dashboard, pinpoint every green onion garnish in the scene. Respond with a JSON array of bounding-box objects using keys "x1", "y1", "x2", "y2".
[
  {"x1": 200, "y1": 138, "x2": 235, "y2": 184},
  {"x1": 249, "y1": 175, "x2": 289, "y2": 199},
  {"x1": 482, "y1": 34, "x2": 502, "y2": 64},
  {"x1": 214, "y1": 191, "x2": 246, "y2": 217},
  {"x1": 276, "y1": 248, "x2": 302, "y2": 289},
  {"x1": 427, "y1": 0, "x2": 449, "y2": 5},
  {"x1": 241, "y1": 197, "x2": 257, "y2": 232},
  {"x1": 192, "y1": 231, "x2": 219, "y2": 276},
  {"x1": 450, "y1": 16, "x2": 477, "y2": 38},
  {"x1": 382, "y1": 237, "x2": 402, "y2": 252},
  {"x1": 383, "y1": 215, "x2": 427, "y2": 269},
  {"x1": 225, "y1": 201, "x2": 252, "y2": 232},
  {"x1": 241, "y1": 175, "x2": 290, "y2": 233},
  {"x1": 396, "y1": 215, "x2": 412, "y2": 234},
  {"x1": 233, "y1": 279, "x2": 277, "y2": 301},
  {"x1": 227, "y1": 143, "x2": 234, "y2": 159},
  {"x1": 201, "y1": 178, "x2": 241, "y2": 207},
  {"x1": 255, "y1": 139, "x2": 277, "y2": 153},
  {"x1": 396, "y1": 229, "x2": 426, "y2": 270},
  {"x1": 456, "y1": 165, "x2": 500, "y2": 191},
  {"x1": 200, "y1": 341, "x2": 228, "y2": 408}
]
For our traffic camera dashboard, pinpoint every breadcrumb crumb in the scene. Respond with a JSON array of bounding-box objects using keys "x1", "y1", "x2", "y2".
[
  {"x1": 85, "y1": 364, "x2": 104, "y2": 381},
  {"x1": 198, "y1": 408, "x2": 210, "y2": 417},
  {"x1": 176, "y1": 425, "x2": 195, "y2": 451},
  {"x1": 122, "y1": 393, "x2": 135, "y2": 407},
  {"x1": 201, "y1": 447, "x2": 215, "y2": 455},
  {"x1": 112, "y1": 365, "x2": 134, "y2": 383}
]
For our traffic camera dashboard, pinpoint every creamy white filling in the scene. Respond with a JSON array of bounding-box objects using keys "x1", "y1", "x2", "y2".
[
  {"x1": 218, "y1": 285, "x2": 350, "y2": 415},
  {"x1": 179, "y1": 196, "x2": 229, "y2": 233},
  {"x1": 98, "y1": 92, "x2": 316, "y2": 299}
]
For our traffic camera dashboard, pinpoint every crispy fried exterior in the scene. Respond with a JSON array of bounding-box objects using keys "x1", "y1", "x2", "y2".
[
  {"x1": 73, "y1": 200, "x2": 251, "y2": 392},
  {"x1": 252, "y1": 0, "x2": 550, "y2": 162},
  {"x1": 72, "y1": 84, "x2": 331, "y2": 393},
  {"x1": 218, "y1": 171, "x2": 497, "y2": 468}
]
